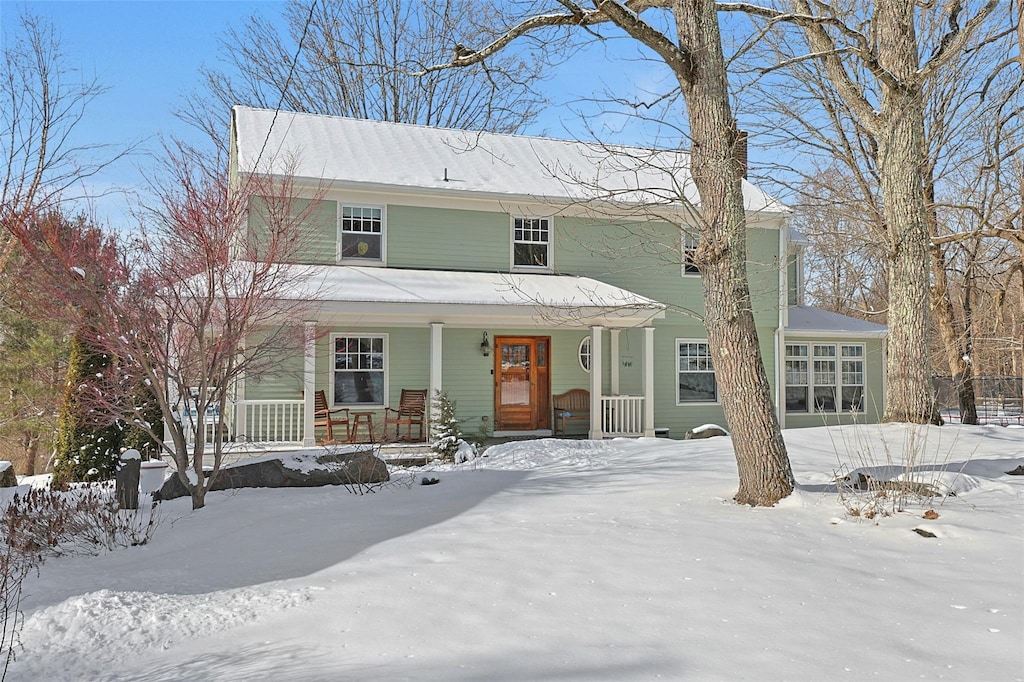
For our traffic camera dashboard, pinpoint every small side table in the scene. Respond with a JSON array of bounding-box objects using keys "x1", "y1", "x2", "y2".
[{"x1": 349, "y1": 411, "x2": 375, "y2": 443}]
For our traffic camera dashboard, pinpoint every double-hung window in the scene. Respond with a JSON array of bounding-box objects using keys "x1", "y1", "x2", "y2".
[
  {"x1": 785, "y1": 342, "x2": 865, "y2": 413},
  {"x1": 332, "y1": 335, "x2": 387, "y2": 406},
  {"x1": 840, "y1": 345, "x2": 865, "y2": 411},
  {"x1": 813, "y1": 344, "x2": 838, "y2": 412},
  {"x1": 785, "y1": 344, "x2": 810, "y2": 412},
  {"x1": 512, "y1": 216, "x2": 551, "y2": 269},
  {"x1": 677, "y1": 340, "x2": 717, "y2": 403},
  {"x1": 340, "y1": 205, "x2": 384, "y2": 262}
]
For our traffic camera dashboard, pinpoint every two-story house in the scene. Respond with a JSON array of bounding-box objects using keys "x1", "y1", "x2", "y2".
[{"x1": 227, "y1": 106, "x2": 887, "y2": 446}]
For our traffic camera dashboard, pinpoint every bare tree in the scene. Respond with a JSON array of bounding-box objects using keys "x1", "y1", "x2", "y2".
[
  {"x1": 788, "y1": 167, "x2": 888, "y2": 317},
  {"x1": 0, "y1": 10, "x2": 129, "y2": 271},
  {"x1": 8, "y1": 142, "x2": 322, "y2": 510},
  {"x1": 181, "y1": 0, "x2": 546, "y2": 137},
  {"x1": 728, "y1": 0, "x2": 1006, "y2": 424},
  {"x1": 419, "y1": 1, "x2": 794, "y2": 506}
]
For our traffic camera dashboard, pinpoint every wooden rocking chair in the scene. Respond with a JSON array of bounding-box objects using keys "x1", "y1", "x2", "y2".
[
  {"x1": 314, "y1": 390, "x2": 350, "y2": 443},
  {"x1": 384, "y1": 389, "x2": 427, "y2": 442}
]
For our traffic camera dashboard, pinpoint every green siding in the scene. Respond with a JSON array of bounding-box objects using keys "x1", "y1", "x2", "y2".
[
  {"x1": 243, "y1": 327, "x2": 304, "y2": 400},
  {"x1": 280, "y1": 202, "x2": 785, "y2": 335},
  {"x1": 386, "y1": 205, "x2": 509, "y2": 270},
  {"x1": 249, "y1": 196, "x2": 336, "y2": 265}
]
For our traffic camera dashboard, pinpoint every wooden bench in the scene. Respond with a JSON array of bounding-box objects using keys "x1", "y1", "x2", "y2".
[{"x1": 552, "y1": 388, "x2": 590, "y2": 436}]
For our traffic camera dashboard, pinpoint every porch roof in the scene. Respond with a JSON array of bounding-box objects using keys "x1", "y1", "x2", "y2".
[{"x1": 283, "y1": 264, "x2": 666, "y2": 328}]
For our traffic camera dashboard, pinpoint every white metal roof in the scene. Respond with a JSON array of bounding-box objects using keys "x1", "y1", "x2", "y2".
[
  {"x1": 785, "y1": 305, "x2": 887, "y2": 337},
  {"x1": 276, "y1": 264, "x2": 666, "y2": 329},
  {"x1": 232, "y1": 106, "x2": 787, "y2": 215}
]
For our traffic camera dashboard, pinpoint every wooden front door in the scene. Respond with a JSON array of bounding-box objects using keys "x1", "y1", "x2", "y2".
[{"x1": 494, "y1": 336, "x2": 550, "y2": 431}]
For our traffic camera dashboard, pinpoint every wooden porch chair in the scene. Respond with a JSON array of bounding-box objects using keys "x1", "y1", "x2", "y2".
[
  {"x1": 384, "y1": 389, "x2": 427, "y2": 442},
  {"x1": 314, "y1": 390, "x2": 350, "y2": 443}
]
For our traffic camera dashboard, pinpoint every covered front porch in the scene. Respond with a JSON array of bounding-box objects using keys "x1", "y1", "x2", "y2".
[{"x1": 189, "y1": 266, "x2": 667, "y2": 450}]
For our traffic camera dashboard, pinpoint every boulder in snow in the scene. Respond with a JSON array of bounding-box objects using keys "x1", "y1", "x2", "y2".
[
  {"x1": 154, "y1": 449, "x2": 389, "y2": 501},
  {"x1": 0, "y1": 461, "x2": 16, "y2": 487}
]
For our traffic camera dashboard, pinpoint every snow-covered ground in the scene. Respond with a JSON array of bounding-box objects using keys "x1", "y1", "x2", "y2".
[{"x1": 8, "y1": 423, "x2": 1024, "y2": 681}]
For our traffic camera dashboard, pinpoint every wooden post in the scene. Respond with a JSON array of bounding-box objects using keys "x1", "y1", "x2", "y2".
[{"x1": 116, "y1": 449, "x2": 141, "y2": 510}]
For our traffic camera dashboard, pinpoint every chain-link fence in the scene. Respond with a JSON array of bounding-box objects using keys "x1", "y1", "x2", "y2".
[{"x1": 934, "y1": 375, "x2": 1023, "y2": 424}]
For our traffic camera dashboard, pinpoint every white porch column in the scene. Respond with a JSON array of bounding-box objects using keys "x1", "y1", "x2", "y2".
[
  {"x1": 589, "y1": 325, "x2": 604, "y2": 440},
  {"x1": 302, "y1": 320, "x2": 317, "y2": 447},
  {"x1": 234, "y1": 358, "x2": 247, "y2": 443},
  {"x1": 610, "y1": 329, "x2": 621, "y2": 396},
  {"x1": 429, "y1": 322, "x2": 444, "y2": 439},
  {"x1": 643, "y1": 326, "x2": 656, "y2": 437}
]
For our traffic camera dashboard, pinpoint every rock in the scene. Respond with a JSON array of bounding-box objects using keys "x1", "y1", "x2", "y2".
[
  {"x1": 154, "y1": 449, "x2": 389, "y2": 501},
  {"x1": 1005, "y1": 465, "x2": 1024, "y2": 476},
  {"x1": 912, "y1": 527, "x2": 937, "y2": 538},
  {"x1": 0, "y1": 462, "x2": 17, "y2": 487},
  {"x1": 684, "y1": 425, "x2": 729, "y2": 440}
]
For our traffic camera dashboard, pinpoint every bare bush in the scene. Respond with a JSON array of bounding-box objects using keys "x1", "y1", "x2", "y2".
[
  {"x1": 0, "y1": 483, "x2": 160, "y2": 674},
  {"x1": 827, "y1": 423, "x2": 973, "y2": 519}
]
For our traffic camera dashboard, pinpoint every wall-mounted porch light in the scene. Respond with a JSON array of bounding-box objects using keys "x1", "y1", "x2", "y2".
[{"x1": 480, "y1": 331, "x2": 491, "y2": 357}]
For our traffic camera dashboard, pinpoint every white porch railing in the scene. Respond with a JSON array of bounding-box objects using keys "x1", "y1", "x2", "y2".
[
  {"x1": 180, "y1": 399, "x2": 306, "y2": 448},
  {"x1": 180, "y1": 406, "x2": 235, "y2": 449},
  {"x1": 239, "y1": 400, "x2": 305, "y2": 444},
  {"x1": 599, "y1": 395, "x2": 645, "y2": 437}
]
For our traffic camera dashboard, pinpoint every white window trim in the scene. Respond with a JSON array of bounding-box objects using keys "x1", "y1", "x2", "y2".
[
  {"x1": 329, "y1": 332, "x2": 389, "y2": 409},
  {"x1": 839, "y1": 343, "x2": 867, "y2": 413},
  {"x1": 681, "y1": 231, "x2": 700, "y2": 277},
  {"x1": 338, "y1": 203, "x2": 387, "y2": 266},
  {"x1": 785, "y1": 342, "x2": 866, "y2": 414},
  {"x1": 784, "y1": 343, "x2": 810, "y2": 413},
  {"x1": 510, "y1": 215, "x2": 553, "y2": 272},
  {"x1": 578, "y1": 336, "x2": 592, "y2": 373},
  {"x1": 675, "y1": 338, "x2": 719, "y2": 405}
]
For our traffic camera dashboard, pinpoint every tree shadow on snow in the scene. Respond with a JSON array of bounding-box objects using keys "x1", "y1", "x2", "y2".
[
  {"x1": 131, "y1": 641, "x2": 684, "y2": 682},
  {"x1": 20, "y1": 468, "x2": 527, "y2": 609}
]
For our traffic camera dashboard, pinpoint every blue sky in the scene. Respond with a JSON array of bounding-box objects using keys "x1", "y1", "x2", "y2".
[
  {"x1": 5, "y1": 1, "x2": 282, "y2": 225},
  {"x1": 4, "y1": 1, "x2": 686, "y2": 228}
]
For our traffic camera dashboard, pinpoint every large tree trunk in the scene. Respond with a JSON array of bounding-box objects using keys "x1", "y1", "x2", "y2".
[
  {"x1": 675, "y1": 0, "x2": 794, "y2": 506},
  {"x1": 876, "y1": 0, "x2": 941, "y2": 424}
]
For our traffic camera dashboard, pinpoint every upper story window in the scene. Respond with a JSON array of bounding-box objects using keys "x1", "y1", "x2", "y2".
[
  {"x1": 682, "y1": 231, "x2": 700, "y2": 276},
  {"x1": 512, "y1": 216, "x2": 551, "y2": 269},
  {"x1": 677, "y1": 339, "x2": 717, "y2": 403},
  {"x1": 787, "y1": 252, "x2": 801, "y2": 306},
  {"x1": 340, "y1": 205, "x2": 384, "y2": 263}
]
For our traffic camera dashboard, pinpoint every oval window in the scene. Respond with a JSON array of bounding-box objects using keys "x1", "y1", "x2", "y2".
[{"x1": 578, "y1": 337, "x2": 591, "y2": 373}]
